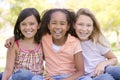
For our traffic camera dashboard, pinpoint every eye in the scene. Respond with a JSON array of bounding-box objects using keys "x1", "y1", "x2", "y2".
[
  {"x1": 78, "y1": 23, "x2": 83, "y2": 26},
  {"x1": 87, "y1": 24, "x2": 92, "y2": 27},
  {"x1": 21, "y1": 23, "x2": 26, "y2": 26},
  {"x1": 60, "y1": 23, "x2": 65, "y2": 25},
  {"x1": 50, "y1": 21, "x2": 56, "y2": 24},
  {"x1": 52, "y1": 22, "x2": 56, "y2": 24},
  {"x1": 30, "y1": 22, "x2": 35, "y2": 25}
]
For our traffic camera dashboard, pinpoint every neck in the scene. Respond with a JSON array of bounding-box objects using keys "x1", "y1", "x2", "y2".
[
  {"x1": 22, "y1": 38, "x2": 36, "y2": 44},
  {"x1": 53, "y1": 36, "x2": 67, "y2": 46}
]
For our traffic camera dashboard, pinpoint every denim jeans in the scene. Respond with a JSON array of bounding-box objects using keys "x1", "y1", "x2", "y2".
[
  {"x1": 31, "y1": 75, "x2": 43, "y2": 80},
  {"x1": 92, "y1": 73, "x2": 115, "y2": 80},
  {"x1": 9, "y1": 69, "x2": 34, "y2": 80},
  {"x1": 92, "y1": 65, "x2": 120, "y2": 80},
  {"x1": 0, "y1": 72, "x2": 3, "y2": 80},
  {"x1": 106, "y1": 65, "x2": 120, "y2": 80},
  {"x1": 45, "y1": 74, "x2": 92, "y2": 80}
]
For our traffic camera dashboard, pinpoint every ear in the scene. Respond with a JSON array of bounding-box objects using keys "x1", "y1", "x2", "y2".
[
  {"x1": 48, "y1": 24, "x2": 50, "y2": 30},
  {"x1": 73, "y1": 24, "x2": 76, "y2": 29},
  {"x1": 37, "y1": 23, "x2": 41, "y2": 29},
  {"x1": 66, "y1": 24, "x2": 70, "y2": 31}
]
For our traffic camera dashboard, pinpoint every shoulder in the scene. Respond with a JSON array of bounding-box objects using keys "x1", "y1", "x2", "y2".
[
  {"x1": 6, "y1": 41, "x2": 19, "y2": 56},
  {"x1": 67, "y1": 34, "x2": 80, "y2": 43},
  {"x1": 8, "y1": 41, "x2": 19, "y2": 51},
  {"x1": 66, "y1": 34, "x2": 82, "y2": 53},
  {"x1": 42, "y1": 34, "x2": 51, "y2": 40}
]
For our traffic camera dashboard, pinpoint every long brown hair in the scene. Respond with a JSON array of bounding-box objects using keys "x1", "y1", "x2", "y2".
[{"x1": 76, "y1": 8, "x2": 110, "y2": 47}]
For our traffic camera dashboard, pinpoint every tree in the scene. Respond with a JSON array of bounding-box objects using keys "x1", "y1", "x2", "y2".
[
  {"x1": 7, "y1": 0, "x2": 52, "y2": 26},
  {"x1": 66, "y1": 0, "x2": 120, "y2": 46}
]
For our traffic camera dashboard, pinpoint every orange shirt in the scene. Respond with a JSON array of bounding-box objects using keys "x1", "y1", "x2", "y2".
[{"x1": 42, "y1": 34, "x2": 82, "y2": 76}]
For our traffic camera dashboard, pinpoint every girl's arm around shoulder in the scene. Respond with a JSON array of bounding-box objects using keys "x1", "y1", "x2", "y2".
[
  {"x1": 5, "y1": 36, "x2": 15, "y2": 48},
  {"x1": 62, "y1": 51, "x2": 85, "y2": 80},
  {"x1": 2, "y1": 43, "x2": 17, "y2": 80}
]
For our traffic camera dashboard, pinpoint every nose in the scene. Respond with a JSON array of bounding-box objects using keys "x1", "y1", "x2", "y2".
[
  {"x1": 82, "y1": 26, "x2": 87, "y2": 31},
  {"x1": 25, "y1": 24, "x2": 31, "y2": 29},
  {"x1": 56, "y1": 24, "x2": 61, "y2": 28}
]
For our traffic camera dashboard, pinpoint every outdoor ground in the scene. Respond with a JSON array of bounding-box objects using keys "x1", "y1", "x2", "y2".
[
  {"x1": 0, "y1": 26, "x2": 13, "y2": 71},
  {"x1": 0, "y1": 26, "x2": 120, "y2": 72}
]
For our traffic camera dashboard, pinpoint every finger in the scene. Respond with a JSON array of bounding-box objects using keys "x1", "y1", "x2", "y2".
[
  {"x1": 6, "y1": 42, "x2": 11, "y2": 48},
  {"x1": 7, "y1": 41, "x2": 13, "y2": 48},
  {"x1": 93, "y1": 70, "x2": 97, "y2": 77},
  {"x1": 4, "y1": 43, "x2": 9, "y2": 48}
]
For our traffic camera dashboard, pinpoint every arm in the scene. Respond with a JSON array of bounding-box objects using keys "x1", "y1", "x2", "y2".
[
  {"x1": 2, "y1": 43, "x2": 16, "y2": 80},
  {"x1": 62, "y1": 51, "x2": 84, "y2": 80},
  {"x1": 5, "y1": 36, "x2": 15, "y2": 48},
  {"x1": 93, "y1": 50, "x2": 118, "y2": 77}
]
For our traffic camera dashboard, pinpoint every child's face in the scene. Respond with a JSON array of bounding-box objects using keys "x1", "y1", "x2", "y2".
[
  {"x1": 74, "y1": 15, "x2": 93, "y2": 41},
  {"x1": 48, "y1": 11, "x2": 69, "y2": 42},
  {"x1": 20, "y1": 15, "x2": 39, "y2": 39}
]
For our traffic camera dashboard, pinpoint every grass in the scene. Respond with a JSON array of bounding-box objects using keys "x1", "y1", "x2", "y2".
[
  {"x1": 112, "y1": 48, "x2": 120, "y2": 65},
  {"x1": 0, "y1": 68, "x2": 4, "y2": 72}
]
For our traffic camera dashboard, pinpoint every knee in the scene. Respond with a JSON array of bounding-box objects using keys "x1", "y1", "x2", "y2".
[
  {"x1": 11, "y1": 69, "x2": 33, "y2": 80},
  {"x1": 77, "y1": 76, "x2": 92, "y2": 80},
  {"x1": 106, "y1": 66, "x2": 120, "y2": 74},
  {"x1": 32, "y1": 75, "x2": 43, "y2": 80},
  {"x1": 93, "y1": 73, "x2": 114, "y2": 80}
]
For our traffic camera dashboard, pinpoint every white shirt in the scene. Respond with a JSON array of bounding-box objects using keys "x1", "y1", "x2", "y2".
[
  {"x1": 81, "y1": 40, "x2": 110, "y2": 76},
  {"x1": 52, "y1": 43, "x2": 62, "y2": 52}
]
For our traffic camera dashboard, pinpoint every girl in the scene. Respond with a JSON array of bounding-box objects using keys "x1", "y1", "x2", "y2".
[
  {"x1": 74, "y1": 8, "x2": 120, "y2": 80},
  {"x1": 2, "y1": 8, "x2": 43, "y2": 80},
  {"x1": 39, "y1": 8, "x2": 90, "y2": 80},
  {"x1": 4, "y1": 8, "x2": 92, "y2": 80}
]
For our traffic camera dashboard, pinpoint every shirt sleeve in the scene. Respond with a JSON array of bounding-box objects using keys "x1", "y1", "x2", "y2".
[
  {"x1": 97, "y1": 44, "x2": 110, "y2": 55},
  {"x1": 74, "y1": 40, "x2": 82, "y2": 54}
]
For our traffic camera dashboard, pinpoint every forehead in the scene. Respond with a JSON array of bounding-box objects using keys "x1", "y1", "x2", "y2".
[
  {"x1": 50, "y1": 11, "x2": 67, "y2": 20},
  {"x1": 22, "y1": 15, "x2": 37, "y2": 22},
  {"x1": 77, "y1": 15, "x2": 92, "y2": 22}
]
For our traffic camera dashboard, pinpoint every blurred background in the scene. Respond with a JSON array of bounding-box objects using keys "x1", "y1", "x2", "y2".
[{"x1": 0, "y1": 0, "x2": 120, "y2": 71}]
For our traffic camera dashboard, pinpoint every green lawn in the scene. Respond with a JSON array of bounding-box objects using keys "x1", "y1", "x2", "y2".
[{"x1": 112, "y1": 48, "x2": 120, "y2": 65}]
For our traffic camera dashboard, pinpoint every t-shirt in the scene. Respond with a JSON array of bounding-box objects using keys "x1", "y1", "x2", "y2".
[
  {"x1": 80, "y1": 40, "x2": 110, "y2": 76},
  {"x1": 42, "y1": 34, "x2": 82, "y2": 76}
]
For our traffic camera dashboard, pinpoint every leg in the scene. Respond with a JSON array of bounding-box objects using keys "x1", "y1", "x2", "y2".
[
  {"x1": 0, "y1": 72, "x2": 3, "y2": 80},
  {"x1": 9, "y1": 69, "x2": 34, "y2": 80},
  {"x1": 93, "y1": 73, "x2": 115, "y2": 80},
  {"x1": 77, "y1": 76, "x2": 93, "y2": 80},
  {"x1": 31, "y1": 75, "x2": 43, "y2": 80},
  {"x1": 106, "y1": 65, "x2": 120, "y2": 79},
  {"x1": 52, "y1": 75, "x2": 93, "y2": 80},
  {"x1": 51, "y1": 74, "x2": 70, "y2": 80}
]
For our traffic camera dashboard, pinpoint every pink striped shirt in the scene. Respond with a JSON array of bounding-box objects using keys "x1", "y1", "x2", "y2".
[{"x1": 14, "y1": 40, "x2": 43, "y2": 75}]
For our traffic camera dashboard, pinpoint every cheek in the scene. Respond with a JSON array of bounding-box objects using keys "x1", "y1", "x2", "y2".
[
  {"x1": 19, "y1": 26, "x2": 23, "y2": 31},
  {"x1": 89, "y1": 27, "x2": 94, "y2": 33},
  {"x1": 74, "y1": 25, "x2": 78, "y2": 30},
  {"x1": 75, "y1": 26, "x2": 81, "y2": 32},
  {"x1": 47, "y1": 25, "x2": 51, "y2": 33}
]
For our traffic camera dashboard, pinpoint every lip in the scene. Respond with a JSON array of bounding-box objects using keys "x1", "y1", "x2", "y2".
[{"x1": 79, "y1": 32, "x2": 88, "y2": 36}]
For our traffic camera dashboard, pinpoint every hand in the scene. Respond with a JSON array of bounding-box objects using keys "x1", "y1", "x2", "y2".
[
  {"x1": 93, "y1": 62, "x2": 106, "y2": 77},
  {"x1": 44, "y1": 76, "x2": 54, "y2": 80},
  {"x1": 62, "y1": 78, "x2": 71, "y2": 80},
  {"x1": 4, "y1": 36, "x2": 15, "y2": 48}
]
